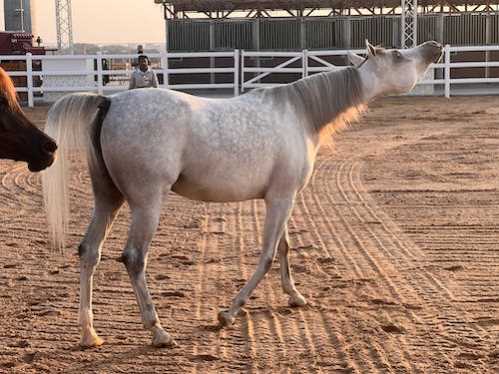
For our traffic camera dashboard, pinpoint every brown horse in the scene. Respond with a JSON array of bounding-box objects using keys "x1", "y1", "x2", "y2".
[{"x1": 0, "y1": 67, "x2": 57, "y2": 171}]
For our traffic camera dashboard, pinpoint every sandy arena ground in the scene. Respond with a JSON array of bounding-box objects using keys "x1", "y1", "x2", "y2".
[{"x1": 1, "y1": 96, "x2": 499, "y2": 373}]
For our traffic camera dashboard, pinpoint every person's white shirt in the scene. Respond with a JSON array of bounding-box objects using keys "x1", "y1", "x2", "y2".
[{"x1": 129, "y1": 66, "x2": 158, "y2": 89}]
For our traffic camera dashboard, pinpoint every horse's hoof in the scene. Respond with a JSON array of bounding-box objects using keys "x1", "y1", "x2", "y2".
[
  {"x1": 217, "y1": 310, "x2": 235, "y2": 327},
  {"x1": 288, "y1": 294, "x2": 307, "y2": 307},
  {"x1": 152, "y1": 329, "x2": 176, "y2": 348},
  {"x1": 80, "y1": 331, "x2": 104, "y2": 348}
]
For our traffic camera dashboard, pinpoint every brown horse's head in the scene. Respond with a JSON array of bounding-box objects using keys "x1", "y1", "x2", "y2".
[{"x1": 0, "y1": 67, "x2": 57, "y2": 171}]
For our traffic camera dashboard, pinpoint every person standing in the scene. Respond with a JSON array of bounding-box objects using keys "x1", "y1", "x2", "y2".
[
  {"x1": 129, "y1": 55, "x2": 158, "y2": 89},
  {"x1": 131, "y1": 44, "x2": 145, "y2": 68}
]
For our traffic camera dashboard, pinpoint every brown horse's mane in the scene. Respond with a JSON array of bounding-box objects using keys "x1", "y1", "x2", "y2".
[{"x1": 0, "y1": 67, "x2": 20, "y2": 110}]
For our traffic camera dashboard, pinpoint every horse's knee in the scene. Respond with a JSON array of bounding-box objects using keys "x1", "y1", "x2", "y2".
[
  {"x1": 120, "y1": 249, "x2": 145, "y2": 277},
  {"x1": 261, "y1": 254, "x2": 275, "y2": 274},
  {"x1": 78, "y1": 243, "x2": 100, "y2": 268}
]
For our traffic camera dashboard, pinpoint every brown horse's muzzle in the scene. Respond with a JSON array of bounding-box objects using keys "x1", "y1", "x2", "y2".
[{"x1": 27, "y1": 137, "x2": 58, "y2": 172}]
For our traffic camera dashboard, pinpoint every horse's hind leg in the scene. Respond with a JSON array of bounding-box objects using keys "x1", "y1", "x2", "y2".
[
  {"x1": 120, "y1": 189, "x2": 175, "y2": 348},
  {"x1": 79, "y1": 180, "x2": 124, "y2": 347},
  {"x1": 278, "y1": 226, "x2": 307, "y2": 307},
  {"x1": 218, "y1": 196, "x2": 294, "y2": 326}
]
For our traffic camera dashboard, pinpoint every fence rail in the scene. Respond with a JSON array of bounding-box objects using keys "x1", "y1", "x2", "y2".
[{"x1": 1, "y1": 45, "x2": 499, "y2": 107}]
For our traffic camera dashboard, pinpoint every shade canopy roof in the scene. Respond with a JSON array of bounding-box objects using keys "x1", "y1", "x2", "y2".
[{"x1": 157, "y1": 0, "x2": 496, "y2": 12}]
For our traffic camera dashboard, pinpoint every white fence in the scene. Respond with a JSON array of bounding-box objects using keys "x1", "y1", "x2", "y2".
[
  {"x1": 2, "y1": 45, "x2": 499, "y2": 107},
  {"x1": 241, "y1": 45, "x2": 499, "y2": 97},
  {"x1": 1, "y1": 51, "x2": 239, "y2": 107}
]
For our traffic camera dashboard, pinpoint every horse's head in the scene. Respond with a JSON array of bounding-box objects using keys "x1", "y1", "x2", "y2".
[
  {"x1": 348, "y1": 40, "x2": 443, "y2": 98},
  {"x1": 0, "y1": 68, "x2": 57, "y2": 172}
]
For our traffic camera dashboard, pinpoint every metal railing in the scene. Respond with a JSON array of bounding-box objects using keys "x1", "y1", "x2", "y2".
[{"x1": 2, "y1": 45, "x2": 499, "y2": 107}]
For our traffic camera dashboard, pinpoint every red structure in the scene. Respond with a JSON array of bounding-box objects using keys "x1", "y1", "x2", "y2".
[
  {"x1": 0, "y1": 32, "x2": 48, "y2": 103},
  {"x1": 0, "y1": 32, "x2": 46, "y2": 55}
]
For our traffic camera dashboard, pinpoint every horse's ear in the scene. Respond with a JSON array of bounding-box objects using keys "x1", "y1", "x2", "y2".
[
  {"x1": 347, "y1": 52, "x2": 365, "y2": 67},
  {"x1": 365, "y1": 39, "x2": 377, "y2": 57}
]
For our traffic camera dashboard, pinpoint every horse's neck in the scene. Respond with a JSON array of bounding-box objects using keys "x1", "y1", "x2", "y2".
[
  {"x1": 356, "y1": 66, "x2": 381, "y2": 101},
  {"x1": 286, "y1": 67, "x2": 366, "y2": 143}
]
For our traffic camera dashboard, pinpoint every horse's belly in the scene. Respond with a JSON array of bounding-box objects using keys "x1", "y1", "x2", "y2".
[{"x1": 171, "y1": 172, "x2": 266, "y2": 202}]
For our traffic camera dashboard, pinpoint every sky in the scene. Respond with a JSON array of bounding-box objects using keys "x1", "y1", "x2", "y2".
[{"x1": 1, "y1": 0, "x2": 166, "y2": 45}]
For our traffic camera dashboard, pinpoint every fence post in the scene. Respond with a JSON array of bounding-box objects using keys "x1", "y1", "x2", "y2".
[
  {"x1": 96, "y1": 52, "x2": 103, "y2": 95},
  {"x1": 240, "y1": 50, "x2": 245, "y2": 93},
  {"x1": 26, "y1": 53, "x2": 34, "y2": 107},
  {"x1": 160, "y1": 50, "x2": 169, "y2": 88},
  {"x1": 302, "y1": 49, "x2": 309, "y2": 78},
  {"x1": 233, "y1": 49, "x2": 240, "y2": 96},
  {"x1": 444, "y1": 44, "x2": 450, "y2": 98}
]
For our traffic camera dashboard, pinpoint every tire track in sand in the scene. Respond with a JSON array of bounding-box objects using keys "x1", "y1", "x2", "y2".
[
  {"x1": 302, "y1": 159, "x2": 407, "y2": 373},
  {"x1": 330, "y1": 157, "x2": 493, "y2": 372}
]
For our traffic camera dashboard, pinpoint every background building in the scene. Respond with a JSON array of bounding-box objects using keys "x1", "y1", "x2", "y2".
[{"x1": 3, "y1": 0, "x2": 32, "y2": 33}]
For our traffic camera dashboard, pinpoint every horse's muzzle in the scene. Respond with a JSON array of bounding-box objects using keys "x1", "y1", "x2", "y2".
[
  {"x1": 28, "y1": 140, "x2": 58, "y2": 172},
  {"x1": 43, "y1": 139, "x2": 58, "y2": 154},
  {"x1": 422, "y1": 41, "x2": 443, "y2": 63},
  {"x1": 28, "y1": 155, "x2": 55, "y2": 172}
]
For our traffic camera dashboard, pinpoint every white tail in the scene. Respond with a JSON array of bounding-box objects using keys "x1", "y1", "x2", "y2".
[{"x1": 42, "y1": 93, "x2": 107, "y2": 250}]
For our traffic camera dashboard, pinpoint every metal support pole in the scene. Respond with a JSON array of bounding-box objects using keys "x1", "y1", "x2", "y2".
[
  {"x1": 209, "y1": 22, "x2": 215, "y2": 85},
  {"x1": 342, "y1": 18, "x2": 352, "y2": 49},
  {"x1": 241, "y1": 50, "x2": 246, "y2": 93},
  {"x1": 160, "y1": 50, "x2": 169, "y2": 88},
  {"x1": 401, "y1": 0, "x2": 418, "y2": 48},
  {"x1": 55, "y1": 0, "x2": 74, "y2": 52},
  {"x1": 234, "y1": 50, "x2": 240, "y2": 96},
  {"x1": 302, "y1": 49, "x2": 309, "y2": 78},
  {"x1": 300, "y1": 17, "x2": 306, "y2": 50},
  {"x1": 444, "y1": 44, "x2": 450, "y2": 98},
  {"x1": 437, "y1": 14, "x2": 444, "y2": 44},
  {"x1": 96, "y1": 52, "x2": 103, "y2": 95},
  {"x1": 253, "y1": 19, "x2": 261, "y2": 78},
  {"x1": 26, "y1": 52, "x2": 33, "y2": 107},
  {"x1": 485, "y1": 12, "x2": 491, "y2": 78}
]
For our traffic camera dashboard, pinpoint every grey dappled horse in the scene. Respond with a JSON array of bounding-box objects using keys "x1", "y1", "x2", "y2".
[{"x1": 42, "y1": 41, "x2": 442, "y2": 348}]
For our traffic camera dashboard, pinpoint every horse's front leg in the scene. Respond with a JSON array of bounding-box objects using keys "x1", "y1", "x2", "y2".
[
  {"x1": 121, "y1": 197, "x2": 175, "y2": 348},
  {"x1": 218, "y1": 196, "x2": 295, "y2": 326},
  {"x1": 79, "y1": 197, "x2": 123, "y2": 347},
  {"x1": 278, "y1": 226, "x2": 307, "y2": 307}
]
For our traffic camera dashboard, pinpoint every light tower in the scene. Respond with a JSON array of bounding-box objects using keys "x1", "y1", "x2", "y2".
[
  {"x1": 401, "y1": 0, "x2": 418, "y2": 48},
  {"x1": 55, "y1": 0, "x2": 74, "y2": 52}
]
